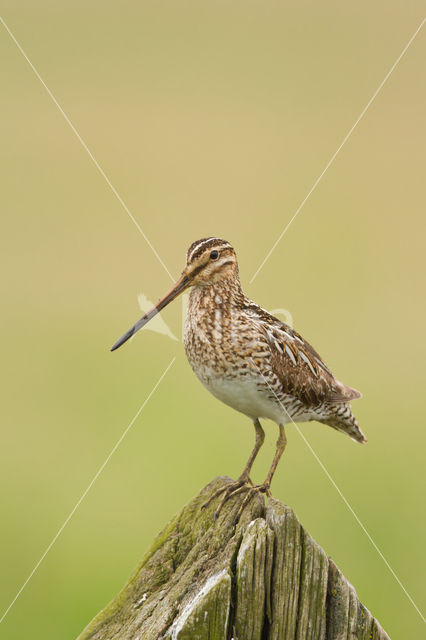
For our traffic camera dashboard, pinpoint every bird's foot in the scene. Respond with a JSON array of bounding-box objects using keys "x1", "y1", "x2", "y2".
[
  {"x1": 232, "y1": 482, "x2": 271, "y2": 525},
  {"x1": 201, "y1": 476, "x2": 253, "y2": 521}
]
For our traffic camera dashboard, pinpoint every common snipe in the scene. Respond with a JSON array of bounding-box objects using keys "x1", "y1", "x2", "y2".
[{"x1": 112, "y1": 238, "x2": 365, "y2": 518}]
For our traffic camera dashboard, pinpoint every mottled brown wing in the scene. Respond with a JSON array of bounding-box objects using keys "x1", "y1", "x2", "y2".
[
  {"x1": 247, "y1": 305, "x2": 358, "y2": 407},
  {"x1": 267, "y1": 335, "x2": 334, "y2": 406},
  {"x1": 289, "y1": 328, "x2": 361, "y2": 402}
]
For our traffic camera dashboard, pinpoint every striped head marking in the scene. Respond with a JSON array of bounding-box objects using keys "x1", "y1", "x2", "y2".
[{"x1": 185, "y1": 238, "x2": 237, "y2": 285}]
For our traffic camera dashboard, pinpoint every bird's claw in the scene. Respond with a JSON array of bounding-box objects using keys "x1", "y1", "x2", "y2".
[
  {"x1": 202, "y1": 477, "x2": 272, "y2": 525},
  {"x1": 232, "y1": 482, "x2": 271, "y2": 525},
  {"x1": 201, "y1": 477, "x2": 252, "y2": 519}
]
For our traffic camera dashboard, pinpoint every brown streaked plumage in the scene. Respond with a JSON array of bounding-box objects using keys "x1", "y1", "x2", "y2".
[{"x1": 112, "y1": 238, "x2": 365, "y2": 519}]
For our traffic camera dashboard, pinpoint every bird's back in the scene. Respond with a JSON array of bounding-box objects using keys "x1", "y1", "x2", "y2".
[{"x1": 246, "y1": 304, "x2": 366, "y2": 442}]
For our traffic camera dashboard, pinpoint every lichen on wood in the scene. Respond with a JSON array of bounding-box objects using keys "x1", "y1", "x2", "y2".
[{"x1": 76, "y1": 476, "x2": 390, "y2": 640}]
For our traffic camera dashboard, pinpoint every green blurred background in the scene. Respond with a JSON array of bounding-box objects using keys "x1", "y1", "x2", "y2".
[{"x1": 1, "y1": 2, "x2": 425, "y2": 638}]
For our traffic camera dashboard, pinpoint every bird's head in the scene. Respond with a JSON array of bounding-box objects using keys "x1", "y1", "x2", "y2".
[
  {"x1": 111, "y1": 238, "x2": 237, "y2": 351},
  {"x1": 184, "y1": 237, "x2": 238, "y2": 286}
]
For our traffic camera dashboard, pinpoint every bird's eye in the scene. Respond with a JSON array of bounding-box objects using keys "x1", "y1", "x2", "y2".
[{"x1": 210, "y1": 250, "x2": 219, "y2": 260}]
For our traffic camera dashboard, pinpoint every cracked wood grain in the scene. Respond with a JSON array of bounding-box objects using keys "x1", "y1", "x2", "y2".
[{"x1": 76, "y1": 477, "x2": 390, "y2": 640}]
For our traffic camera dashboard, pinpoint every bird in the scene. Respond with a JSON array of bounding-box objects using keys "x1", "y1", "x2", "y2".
[{"x1": 111, "y1": 237, "x2": 366, "y2": 519}]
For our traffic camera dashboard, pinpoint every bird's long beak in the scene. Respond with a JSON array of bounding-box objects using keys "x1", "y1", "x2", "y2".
[{"x1": 111, "y1": 273, "x2": 190, "y2": 351}]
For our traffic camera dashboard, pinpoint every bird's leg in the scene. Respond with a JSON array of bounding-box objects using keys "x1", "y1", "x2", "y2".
[
  {"x1": 236, "y1": 418, "x2": 265, "y2": 484},
  {"x1": 259, "y1": 424, "x2": 287, "y2": 494},
  {"x1": 202, "y1": 419, "x2": 265, "y2": 517},
  {"x1": 233, "y1": 425, "x2": 287, "y2": 523}
]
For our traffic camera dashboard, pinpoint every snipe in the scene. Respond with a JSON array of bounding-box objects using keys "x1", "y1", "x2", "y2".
[{"x1": 112, "y1": 238, "x2": 365, "y2": 520}]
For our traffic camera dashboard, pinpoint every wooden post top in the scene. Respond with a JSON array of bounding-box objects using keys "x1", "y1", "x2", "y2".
[{"x1": 77, "y1": 476, "x2": 390, "y2": 640}]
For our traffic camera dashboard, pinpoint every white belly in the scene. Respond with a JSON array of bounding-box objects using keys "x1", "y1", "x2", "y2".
[{"x1": 197, "y1": 370, "x2": 284, "y2": 423}]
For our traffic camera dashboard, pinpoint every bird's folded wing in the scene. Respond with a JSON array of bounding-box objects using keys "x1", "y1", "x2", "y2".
[{"x1": 245, "y1": 304, "x2": 358, "y2": 407}]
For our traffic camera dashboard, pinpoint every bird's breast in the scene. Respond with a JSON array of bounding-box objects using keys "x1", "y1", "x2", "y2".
[
  {"x1": 183, "y1": 303, "x2": 284, "y2": 421},
  {"x1": 183, "y1": 301, "x2": 265, "y2": 377}
]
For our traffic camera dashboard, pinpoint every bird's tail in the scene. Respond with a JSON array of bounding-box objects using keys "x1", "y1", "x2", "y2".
[{"x1": 320, "y1": 403, "x2": 367, "y2": 444}]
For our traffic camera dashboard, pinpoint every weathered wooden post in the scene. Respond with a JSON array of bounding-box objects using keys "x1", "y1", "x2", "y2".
[{"x1": 76, "y1": 477, "x2": 390, "y2": 639}]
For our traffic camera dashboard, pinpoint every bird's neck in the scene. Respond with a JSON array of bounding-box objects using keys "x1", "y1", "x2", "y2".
[{"x1": 189, "y1": 276, "x2": 245, "y2": 310}]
